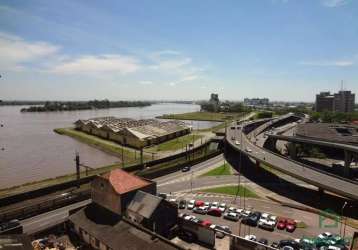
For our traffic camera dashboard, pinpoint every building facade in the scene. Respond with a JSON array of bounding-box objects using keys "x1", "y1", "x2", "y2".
[{"x1": 315, "y1": 90, "x2": 355, "y2": 113}]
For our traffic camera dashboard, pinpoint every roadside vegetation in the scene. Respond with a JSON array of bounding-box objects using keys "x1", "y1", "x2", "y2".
[
  {"x1": 146, "y1": 133, "x2": 204, "y2": 152},
  {"x1": 200, "y1": 163, "x2": 233, "y2": 177},
  {"x1": 157, "y1": 111, "x2": 246, "y2": 122},
  {"x1": 199, "y1": 185, "x2": 259, "y2": 198}
]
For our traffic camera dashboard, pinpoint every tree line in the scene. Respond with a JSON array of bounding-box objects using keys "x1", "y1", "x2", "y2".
[{"x1": 20, "y1": 100, "x2": 152, "y2": 112}]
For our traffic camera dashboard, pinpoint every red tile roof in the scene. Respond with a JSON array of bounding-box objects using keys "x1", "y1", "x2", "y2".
[{"x1": 102, "y1": 169, "x2": 151, "y2": 194}]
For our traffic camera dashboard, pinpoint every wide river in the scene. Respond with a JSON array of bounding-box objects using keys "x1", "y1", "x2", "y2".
[{"x1": 0, "y1": 103, "x2": 220, "y2": 189}]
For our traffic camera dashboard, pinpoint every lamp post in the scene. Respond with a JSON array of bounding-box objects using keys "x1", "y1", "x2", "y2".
[{"x1": 340, "y1": 201, "x2": 347, "y2": 237}]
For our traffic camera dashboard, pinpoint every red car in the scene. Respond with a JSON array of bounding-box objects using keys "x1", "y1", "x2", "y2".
[
  {"x1": 207, "y1": 208, "x2": 222, "y2": 217},
  {"x1": 277, "y1": 218, "x2": 287, "y2": 230},
  {"x1": 286, "y1": 220, "x2": 296, "y2": 232},
  {"x1": 195, "y1": 200, "x2": 204, "y2": 207},
  {"x1": 201, "y1": 219, "x2": 212, "y2": 228}
]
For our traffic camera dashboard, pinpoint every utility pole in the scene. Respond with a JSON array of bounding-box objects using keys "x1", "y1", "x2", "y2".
[
  {"x1": 75, "y1": 152, "x2": 80, "y2": 188},
  {"x1": 121, "y1": 147, "x2": 124, "y2": 167},
  {"x1": 140, "y1": 147, "x2": 144, "y2": 165}
]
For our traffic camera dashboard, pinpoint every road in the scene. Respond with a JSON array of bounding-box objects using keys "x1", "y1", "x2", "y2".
[
  {"x1": 21, "y1": 199, "x2": 91, "y2": 235},
  {"x1": 227, "y1": 116, "x2": 358, "y2": 201}
]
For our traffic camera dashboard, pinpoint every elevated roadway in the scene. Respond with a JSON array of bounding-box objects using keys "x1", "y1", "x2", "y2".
[{"x1": 226, "y1": 116, "x2": 358, "y2": 201}]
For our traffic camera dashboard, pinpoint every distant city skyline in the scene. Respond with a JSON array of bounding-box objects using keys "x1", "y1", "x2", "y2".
[{"x1": 0, "y1": 0, "x2": 357, "y2": 101}]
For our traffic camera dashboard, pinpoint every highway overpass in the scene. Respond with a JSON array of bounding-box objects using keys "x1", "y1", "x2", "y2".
[
  {"x1": 267, "y1": 134, "x2": 358, "y2": 177},
  {"x1": 226, "y1": 115, "x2": 358, "y2": 201}
]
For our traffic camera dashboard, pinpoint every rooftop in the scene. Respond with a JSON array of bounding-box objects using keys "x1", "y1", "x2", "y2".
[
  {"x1": 296, "y1": 123, "x2": 358, "y2": 145},
  {"x1": 102, "y1": 169, "x2": 151, "y2": 195},
  {"x1": 69, "y1": 203, "x2": 181, "y2": 250}
]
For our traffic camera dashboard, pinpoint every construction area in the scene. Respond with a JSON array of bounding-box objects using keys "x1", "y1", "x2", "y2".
[{"x1": 74, "y1": 117, "x2": 191, "y2": 149}]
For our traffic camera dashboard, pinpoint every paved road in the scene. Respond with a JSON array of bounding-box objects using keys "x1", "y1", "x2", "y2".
[
  {"x1": 227, "y1": 117, "x2": 358, "y2": 201},
  {"x1": 21, "y1": 199, "x2": 91, "y2": 235}
]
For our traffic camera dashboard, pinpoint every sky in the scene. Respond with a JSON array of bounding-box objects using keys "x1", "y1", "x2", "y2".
[{"x1": 0, "y1": 0, "x2": 357, "y2": 102}]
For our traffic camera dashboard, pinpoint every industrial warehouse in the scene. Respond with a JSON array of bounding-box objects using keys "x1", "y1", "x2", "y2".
[{"x1": 74, "y1": 117, "x2": 191, "y2": 149}]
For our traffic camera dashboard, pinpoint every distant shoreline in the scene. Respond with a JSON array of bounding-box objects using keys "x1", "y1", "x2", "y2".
[{"x1": 19, "y1": 100, "x2": 152, "y2": 112}]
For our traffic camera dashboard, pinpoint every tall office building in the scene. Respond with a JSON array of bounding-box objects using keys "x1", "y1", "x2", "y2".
[{"x1": 315, "y1": 90, "x2": 355, "y2": 113}]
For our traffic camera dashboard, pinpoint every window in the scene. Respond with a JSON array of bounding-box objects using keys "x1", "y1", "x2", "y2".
[{"x1": 100, "y1": 182, "x2": 104, "y2": 189}]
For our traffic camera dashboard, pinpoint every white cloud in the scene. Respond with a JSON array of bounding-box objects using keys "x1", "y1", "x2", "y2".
[
  {"x1": 51, "y1": 54, "x2": 140, "y2": 74},
  {"x1": 0, "y1": 32, "x2": 60, "y2": 70},
  {"x1": 321, "y1": 0, "x2": 349, "y2": 7},
  {"x1": 168, "y1": 82, "x2": 176, "y2": 87},
  {"x1": 299, "y1": 60, "x2": 354, "y2": 67},
  {"x1": 139, "y1": 80, "x2": 153, "y2": 85}
]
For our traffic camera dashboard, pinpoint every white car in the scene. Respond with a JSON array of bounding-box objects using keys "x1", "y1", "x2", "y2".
[
  {"x1": 235, "y1": 140, "x2": 240, "y2": 145},
  {"x1": 258, "y1": 218, "x2": 276, "y2": 231},
  {"x1": 184, "y1": 215, "x2": 196, "y2": 221},
  {"x1": 224, "y1": 212, "x2": 239, "y2": 221},
  {"x1": 211, "y1": 201, "x2": 219, "y2": 207},
  {"x1": 260, "y1": 213, "x2": 270, "y2": 220},
  {"x1": 245, "y1": 235, "x2": 257, "y2": 241},
  {"x1": 187, "y1": 200, "x2": 195, "y2": 210},
  {"x1": 168, "y1": 198, "x2": 177, "y2": 204},
  {"x1": 246, "y1": 148, "x2": 252, "y2": 153},
  {"x1": 219, "y1": 203, "x2": 226, "y2": 212},
  {"x1": 236, "y1": 208, "x2": 243, "y2": 215},
  {"x1": 241, "y1": 210, "x2": 252, "y2": 217},
  {"x1": 228, "y1": 207, "x2": 236, "y2": 213},
  {"x1": 318, "y1": 232, "x2": 333, "y2": 239}
]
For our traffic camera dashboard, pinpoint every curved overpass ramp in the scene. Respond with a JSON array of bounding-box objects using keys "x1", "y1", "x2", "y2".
[{"x1": 226, "y1": 117, "x2": 358, "y2": 201}]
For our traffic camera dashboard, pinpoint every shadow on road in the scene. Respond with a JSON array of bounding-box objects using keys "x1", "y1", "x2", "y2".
[{"x1": 225, "y1": 146, "x2": 357, "y2": 220}]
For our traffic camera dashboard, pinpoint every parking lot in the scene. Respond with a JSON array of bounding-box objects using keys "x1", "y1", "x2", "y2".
[{"x1": 166, "y1": 193, "x2": 354, "y2": 249}]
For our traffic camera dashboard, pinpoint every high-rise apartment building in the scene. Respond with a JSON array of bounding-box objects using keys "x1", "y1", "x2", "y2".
[{"x1": 315, "y1": 90, "x2": 355, "y2": 113}]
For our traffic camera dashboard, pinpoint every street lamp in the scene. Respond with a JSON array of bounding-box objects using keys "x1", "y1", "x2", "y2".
[{"x1": 340, "y1": 201, "x2": 347, "y2": 237}]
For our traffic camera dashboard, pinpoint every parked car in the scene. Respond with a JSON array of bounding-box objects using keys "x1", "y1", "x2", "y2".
[
  {"x1": 157, "y1": 193, "x2": 167, "y2": 199},
  {"x1": 168, "y1": 198, "x2": 177, "y2": 205},
  {"x1": 201, "y1": 219, "x2": 212, "y2": 227},
  {"x1": 228, "y1": 207, "x2": 236, "y2": 213},
  {"x1": 182, "y1": 166, "x2": 190, "y2": 172},
  {"x1": 241, "y1": 209, "x2": 252, "y2": 218},
  {"x1": 183, "y1": 215, "x2": 196, "y2": 221},
  {"x1": 277, "y1": 218, "x2": 288, "y2": 230},
  {"x1": 235, "y1": 140, "x2": 240, "y2": 145},
  {"x1": 279, "y1": 240, "x2": 301, "y2": 250},
  {"x1": 207, "y1": 208, "x2": 222, "y2": 217},
  {"x1": 218, "y1": 203, "x2": 226, "y2": 212},
  {"x1": 195, "y1": 200, "x2": 204, "y2": 207},
  {"x1": 258, "y1": 218, "x2": 275, "y2": 231},
  {"x1": 193, "y1": 206, "x2": 208, "y2": 215},
  {"x1": 187, "y1": 200, "x2": 195, "y2": 210},
  {"x1": 244, "y1": 235, "x2": 257, "y2": 241},
  {"x1": 178, "y1": 200, "x2": 186, "y2": 209},
  {"x1": 286, "y1": 219, "x2": 297, "y2": 232},
  {"x1": 258, "y1": 238, "x2": 268, "y2": 245},
  {"x1": 224, "y1": 212, "x2": 239, "y2": 222},
  {"x1": 246, "y1": 148, "x2": 252, "y2": 153},
  {"x1": 231, "y1": 136, "x2": 235, "y2": 140},
  {"x1": 271, "y1": 242, "x2": 279, "y2": 249},
  {"x1": 192, "y1": 218, "x2": 203, "y2": 224},
  {"x1": 242, "y1": 211, "x2": 261, "y2": 226},
  {"x1": 318, "y1": 232, "x2": 333, "y2": 239},
  {"x1": 215, "y1": 225, "x2": 231, "y2": 234}
]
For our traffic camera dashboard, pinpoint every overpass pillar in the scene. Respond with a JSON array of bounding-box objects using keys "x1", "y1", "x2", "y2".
[
  {"x1": 288, "y1": 143, "x2": 297, "y2": 160},
  {"x1": 318, "y1": 187, "x2": 324, "y2": 196},
  {"x1": 343, "y1": 151, "x2": 352, "y2": 178}
]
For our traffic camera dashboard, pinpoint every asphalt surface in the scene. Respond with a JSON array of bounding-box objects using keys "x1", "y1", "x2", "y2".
[
  {"x1": 226, "y1": 117, "x2": 358, "y2": 201},
  {"x1": 21, "y1": 199, "x2": 91, "y2": 235}
]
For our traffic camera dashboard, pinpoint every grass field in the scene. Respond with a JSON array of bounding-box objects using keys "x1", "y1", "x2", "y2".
[
  {"x1": 200, "y1": 163, "x2": 233, "y2": 177},
  {"x1": 157, "y1": 111, "x2": 246, "y2": 122},
  {"x1": 199, "y1": 185, "x2": 259, "y2": 198},
  {"x1": 146, "y1": 133, "x2": 204, "y2": 152}
]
